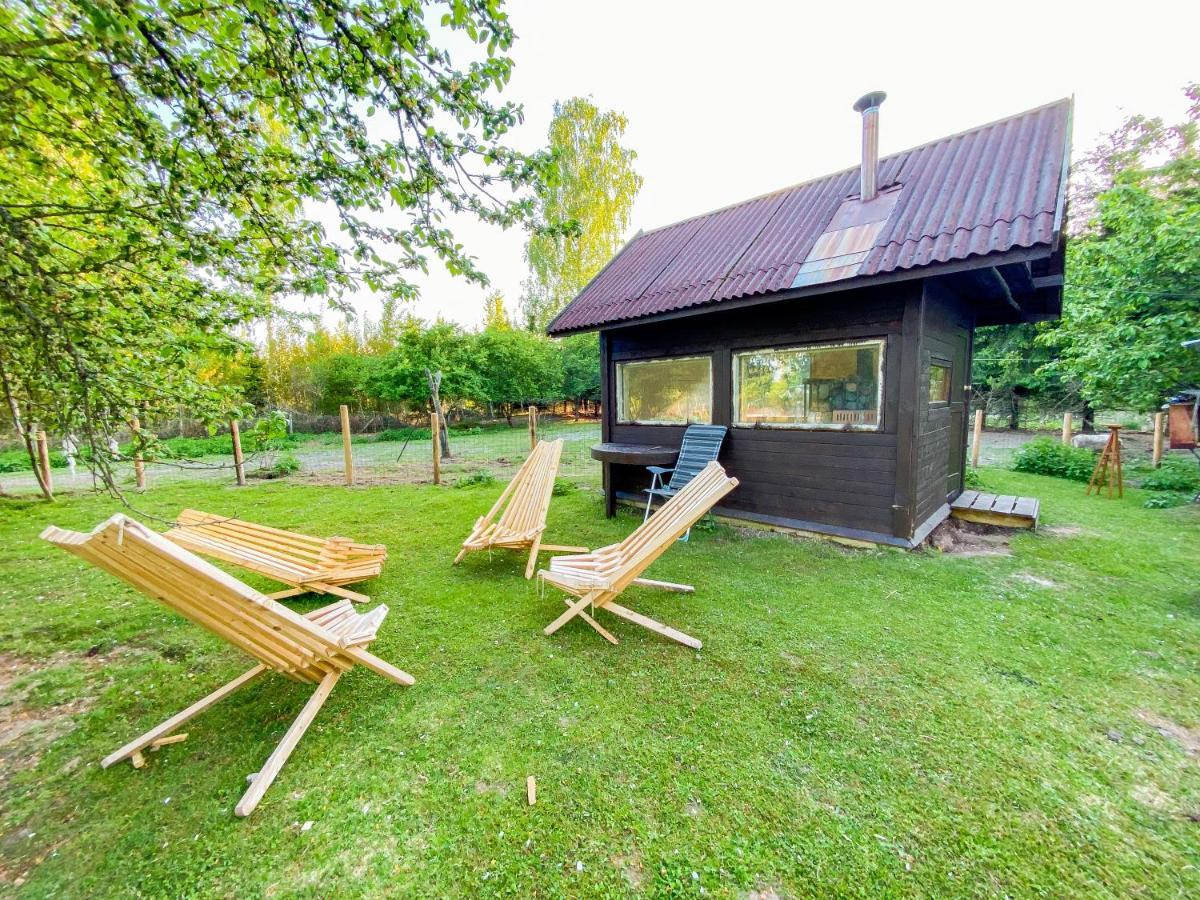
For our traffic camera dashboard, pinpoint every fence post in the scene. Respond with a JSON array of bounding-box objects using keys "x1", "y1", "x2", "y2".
[
  {"x1": 528, "y1": 405, "x2": 538, "y2": 450},
  {"x1": 36, "y1": 429, "x2": 53, "y2": 495},
  {"x1": 431, "y1": 411, "x2": 441, "y2": 485},
  {"x1": 1152, "y1": 411, "x2": 1165, "y2": 468},
  {"x1": 230, "y1": 419, "x2": 246, "y2": 486},
  {"x1": 131, "y1": 416, "x2": 146, "y2": 490},
  {"x1": 340, "y1": 404, "x2": 353, "y2": 486},
  {"x1": 971, "y1": 408, "x2": 983, "y2": 469},
  {"x1": 1062, "y1": 411, "x2": 1072, "y2": 446}
]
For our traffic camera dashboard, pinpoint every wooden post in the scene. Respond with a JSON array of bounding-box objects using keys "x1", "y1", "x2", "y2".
[
  {"x1": 1062, "y1": 411, "x2": 1072, "y2": 446},
  {"x1": 230, "y1": 419, "x2": 246, "y2": 486},
  {"x1": 131, "y1": 416, "x2": 146, "y2": 490},
  {"x1": 430, "y1": 411, "x2": 441, "y2": 485},
  {"x1": 528, "y1": 405, "x2": 538, "y2": 450},
  {"x1": 1152, "y1": 412, "x2": 1165, "y2": 468},
  {"x1": 36, "y1": 429, "x2": 53, "y2": 495},
  {"x1": 970, "y1": 408, "x2": 984, "y2": 468},
  {"x1": 339, "y1": 404, "x2": 353, "y2": 486}
]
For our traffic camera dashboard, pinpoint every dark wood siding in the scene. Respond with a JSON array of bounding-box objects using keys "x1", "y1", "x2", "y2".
[
  {"x1": 603, "y1": 282, "x2": 920, "y2": 539},
  {"x1": 912, "y1": 281, "x2": 973, "y2": 530}
]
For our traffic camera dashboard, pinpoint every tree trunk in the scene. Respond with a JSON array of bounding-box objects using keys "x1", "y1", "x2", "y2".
[
  {"x1": 1081, "y1": 401, "x2": 1096, "y2": 433},
  {"x1": 0, "y1": 358, "x2": 52, "y2": 501},
  {"x1": 1008, "y1": 393, "x2": 1019, "y2": 430},
  {"x1": 425, "y1": 368, "x2": 450, "y2": 458}
]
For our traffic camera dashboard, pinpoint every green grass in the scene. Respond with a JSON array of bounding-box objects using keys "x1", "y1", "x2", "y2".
[{"x1": 1, "y1": 469, "x2": 1198, "y2": 896}]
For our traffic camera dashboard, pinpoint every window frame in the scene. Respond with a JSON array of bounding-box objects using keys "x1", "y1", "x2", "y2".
[
  {"x1": 731, "y1": 338, "x2": 886, "y2": 432},
  {"x1": 928, "y1": 359, "x2": 952, "y2": 406},
  {"x1": 614, "y1": 353, "x2": 714, "y2": 426}
]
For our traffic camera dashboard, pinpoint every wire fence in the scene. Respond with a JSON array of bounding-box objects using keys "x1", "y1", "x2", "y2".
[{"x1": 0, "y1": 409, "x2": 604, "y2": 498}]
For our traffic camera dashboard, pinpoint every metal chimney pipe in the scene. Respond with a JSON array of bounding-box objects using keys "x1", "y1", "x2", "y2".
[{"x1": 853, "y1": 91, "x2": 887, "y2": 201}]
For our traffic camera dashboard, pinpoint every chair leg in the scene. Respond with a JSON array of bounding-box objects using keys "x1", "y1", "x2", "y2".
[
  {"x1": 524, "y1": 535, "x2": 543, "y2": 580},
  {"x1": 544, "y1": 589, "x2": 604, "y2": 636},
  {"x1": 644, "y1": 474, "x2": 659, "y2": 523},
  {"x1": 603, "y1": 601, "x2": 702, "y2": 649},
  {"x1": 235, "y1": 670, "x2": 340, "y2": 817},
  {"x1": 267, "y1": 587, "x2": 309, "y2": 601},
  {"x1": 565, "y1": 599, "x2": 619, "y2": 645},
  {"x1": 453, "y1": 547, "x2": 469, "y2": 565},
  {"x1": 101, "y1": 665, "x2": 267, "y2": 769},
  {"x1": 306, "y1": 582, "x2": 371, "y2": 604}
]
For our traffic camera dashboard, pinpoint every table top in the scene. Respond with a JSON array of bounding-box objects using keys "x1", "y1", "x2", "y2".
[{"x1": 590, "y1": 442, "x2": 679, "y2": 465}]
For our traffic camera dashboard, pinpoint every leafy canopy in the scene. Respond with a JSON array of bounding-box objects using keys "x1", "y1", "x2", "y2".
[
  {"x1": 0, "y1": 0, "x2": 549, "y2": 494},
  {"x1": 521, "y1": 97, "x2": 642, "y2": 332}
]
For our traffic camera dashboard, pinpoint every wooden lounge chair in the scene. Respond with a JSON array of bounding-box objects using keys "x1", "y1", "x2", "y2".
[
  {"x1": 454, "y1": 438, "x2": 587, "y2": 578},
  {"x1": 540, "y1": 460, "x2": 738, "y2": 649},
  {"x1": 166, "y1": 509, "x2": 387, "y2": 603},
  {"x1": 41, "y1": 515, "x2": 413, "y2": 817}
]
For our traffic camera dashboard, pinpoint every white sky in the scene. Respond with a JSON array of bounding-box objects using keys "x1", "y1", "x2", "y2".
[{"x1": 302, "y1": 0, "x2": 1200, "y2": 332}]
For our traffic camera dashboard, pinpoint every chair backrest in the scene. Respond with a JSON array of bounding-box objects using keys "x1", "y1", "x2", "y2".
[
  {"x1": 668, "y1": 425, "x2": 728, "y2": 490},
  {"x1": 613, "y1": 461, "x2": 738, "y2": 592},
  {"x1": 41, "y1": 515, "x2": 349, "y2": 684},
  {"x1": 490, "y1": 439, "x2": 563, "y2": 534}
]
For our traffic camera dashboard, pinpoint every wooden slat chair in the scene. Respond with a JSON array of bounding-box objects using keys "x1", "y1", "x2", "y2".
[
  {"x1": 166, "y1": 509, "x2": 387, "y2": 603},
  {"x1": 40, "y1": 515, "x2": 414, "y2": 817},
  {"x1": 454, "y1": 438, "x2": 587, "y2": 578},
  {"x1": 643, "y1": 424, "x2": 728, "y2": 540},
  {"x1": 541, "y1": 460, "x2": 738, "y2": 649}
]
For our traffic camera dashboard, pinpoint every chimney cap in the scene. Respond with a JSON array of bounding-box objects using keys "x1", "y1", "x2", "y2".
[{"x1": 853, "y1": 91, "x2": 888, "y2": 113}]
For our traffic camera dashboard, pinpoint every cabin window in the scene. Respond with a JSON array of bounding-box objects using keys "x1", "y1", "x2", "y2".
[
  {"x1": 732, "y1": 340, "x2": 883, "y2": 429},
  {"x1": 929, "y1": 363, "x2": 952, "y2": 403},
  {"x1": 616, "y1": 355, "x2": 713, "y2": 424}
]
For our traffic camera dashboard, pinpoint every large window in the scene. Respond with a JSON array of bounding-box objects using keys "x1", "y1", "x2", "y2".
[
  {"x1": 616, "y1": 356, "x2": 712, "y2": 424},
  {"x1": 733, "y1": 340, "x2": 883, "y2": 429}
]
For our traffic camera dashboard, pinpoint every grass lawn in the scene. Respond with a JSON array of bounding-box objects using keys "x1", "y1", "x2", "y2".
[{"x1": 1, "y1": 469, "x2": 1198, "y2": 896}]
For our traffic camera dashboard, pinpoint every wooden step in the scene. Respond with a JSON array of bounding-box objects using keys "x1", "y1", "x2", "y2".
[{"x1": 950, "y1": 491, "x2": 1039, "y2": 529}]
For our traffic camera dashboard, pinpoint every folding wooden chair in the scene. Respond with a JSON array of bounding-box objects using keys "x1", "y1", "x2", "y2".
[
  {"x1": 454, "y1": 439, "x2": 587, "y2": 578},
  {"x1": 166, "y1": 509, "x2": 387, "y2": 603},
  {"x1": 540, "y1": 460, "x2": 738, "y2": 649},
  {"x1": 41, "y1": 514, "x2": 414, "y2": 817}
]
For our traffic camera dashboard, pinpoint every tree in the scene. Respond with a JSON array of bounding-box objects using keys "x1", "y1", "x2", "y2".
[
  {"x1": 0, "y1": 0, "x2": 550, "y2": 496},
  {"x1": 560, "y1": 332, "x2": 601, "y2": 412},
  {"x1": 370, "y1": 321, "x2": 479, "y2": 454},
  {"x1": 482, "y1": 291, "x2": 512, "y2": 330},
  {"x1": 473, "y1": 328, "x2": 560, "y2": 423},
  {"x1": 1040, "y1": 85, "x2": 1200, "y2": 413},
  {"x1": 520, "y1": 97, "x2": 643, "y2": 332}
]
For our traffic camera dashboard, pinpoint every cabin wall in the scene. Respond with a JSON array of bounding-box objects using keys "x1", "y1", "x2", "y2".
[{"x1": 603, "y1": 282, "x2": 923, "y2": 542}]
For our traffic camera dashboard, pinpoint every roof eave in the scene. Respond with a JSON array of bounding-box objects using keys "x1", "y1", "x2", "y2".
[{"x1": 547, "y1": 244, "x2": 1061, "y2": 336}]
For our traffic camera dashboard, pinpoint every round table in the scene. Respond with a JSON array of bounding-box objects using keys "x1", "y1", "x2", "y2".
[{"x1": 590, "y1": 443, "x2": 679, "y2": 516}]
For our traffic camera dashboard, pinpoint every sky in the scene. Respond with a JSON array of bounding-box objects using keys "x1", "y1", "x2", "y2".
[{"x1": 302, "y1": 0, "x2": 1200, "y2": 332}]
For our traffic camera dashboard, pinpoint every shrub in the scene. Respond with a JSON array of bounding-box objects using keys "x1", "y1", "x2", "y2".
[
  {"x1": 1144, "y1": 492, "x2": 1193, "y2": 509},
  {"x1": 1012, "y1": 437, "x2": 1097, "y2": 482},
  {"x1": 252, "y1": 452, "x2": 300, "y2": 479},
  {"x1": 1141, "y1": 457, "x2": 1200, "y2": 493},
  {"x1": 454, "y1": 470, "x2": 495, "y2": 488},
  {"x1": 551, "y1": 477, "x2": 573, "y2": 496},
  {"x1": 376, "y1": 427, "x2": 431, "y2": 442}
]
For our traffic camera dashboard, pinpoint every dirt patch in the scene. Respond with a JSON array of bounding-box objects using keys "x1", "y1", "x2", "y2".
[
  {"x1": 611, "y1": 849, "x2": 644, "y2": 890},
  {"x1": 1133, "y1": 781, "x2": 1175, "y2": 812},
  {"x1": 743, "y1": 886, "x2": 788, "y2": 900},
  {"x1": 684, "y1": 799, "x2": 703, "y2": 817},
  {"x1": 1010, "y1": 572, "x2": 1057, "y2": 589},
  {"x1": 1135, "y1": 710, "x2": 1200, "y2": 755},
  {"x1": 924, "y1": 518, "x2": 1013, "y2": 557},
  {"x1": 0, "y1": 654, "x2": 94, "y2": 787},
  {"x1": 473, "y1": 779, "x2": 510, "y2": 798},
  {"x1": 1042, "y1": 524, "x2": 1087, "y2": 538}
]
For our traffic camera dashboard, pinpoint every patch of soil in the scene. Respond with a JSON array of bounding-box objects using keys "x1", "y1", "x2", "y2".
[
  {"x1": 1010, "y1": 572, "x2": 1057, "y2": 589},
  {"x1": 1135, "y1": 710, "x2": 1200, "y2": 755},
  {"x1": 473, "y1": 779, "x2": 510, "y2": 798},
  {"x1": 1042, "y1": 524, "x2": 1086, "y2": 538},
  {"x1": 1133, "y1": 781, "x2": 1175, "y2": 812},
  {"x1": 0, "y1": 654, "x2": 94, "y2": 788},
  {"x1": 924, "y1": 518, "x2": 1013, "y2": 557},
  {"x1": 611, "y1": 849, "x2": 644, "y2": 890}
]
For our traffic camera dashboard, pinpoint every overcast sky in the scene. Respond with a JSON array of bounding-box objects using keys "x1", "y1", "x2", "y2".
[{"x1": 304, "y1": 0, "x2": 1199, "y2": 332}]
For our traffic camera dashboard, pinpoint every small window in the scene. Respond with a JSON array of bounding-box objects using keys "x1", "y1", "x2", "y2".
[
  {"x1": 733, "y1": 340, "x2": 883, "y2": 429},
  {"x1": 929, "y1": 363, "x2": 951, "y2": 403},
  {"x1": 616, "y1": 356, "x2": 712, "y2": 425}
]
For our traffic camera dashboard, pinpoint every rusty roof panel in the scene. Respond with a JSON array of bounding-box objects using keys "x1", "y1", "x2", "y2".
[{"x1": 547, "y1": 99, "x2": 1071, "y2": 335}]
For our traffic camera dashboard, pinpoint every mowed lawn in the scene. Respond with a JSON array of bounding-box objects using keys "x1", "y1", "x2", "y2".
[{"x1": 1, "y1": 469, "x2": 1198, "y2": 897}]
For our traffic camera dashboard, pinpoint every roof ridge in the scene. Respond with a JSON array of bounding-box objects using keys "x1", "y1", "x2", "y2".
[{"x1": 630, "y1": 97, "x2": 1072, "y2": 241}]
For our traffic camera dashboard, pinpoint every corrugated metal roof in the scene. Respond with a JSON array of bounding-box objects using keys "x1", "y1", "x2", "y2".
[{"x1": 548, "y1": 98, "x2": 1071, "y2": 334}]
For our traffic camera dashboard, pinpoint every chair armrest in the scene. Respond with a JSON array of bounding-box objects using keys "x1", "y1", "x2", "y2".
[{"x1": 646, "y1": 465, "x2": 674, "y2": 476}]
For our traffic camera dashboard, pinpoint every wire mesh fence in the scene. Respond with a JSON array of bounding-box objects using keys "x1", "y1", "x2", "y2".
[{"x1": 0, "y1": 409, "x2": 603, "y2": 498}]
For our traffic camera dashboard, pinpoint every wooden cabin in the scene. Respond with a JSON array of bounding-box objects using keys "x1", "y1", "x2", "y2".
[{"x1": 548, "y1": 95, "x2": 1071, "y2": 548}]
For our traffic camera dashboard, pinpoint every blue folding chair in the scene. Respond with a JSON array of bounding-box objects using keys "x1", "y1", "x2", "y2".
[{"x1": 644, "y1": 425, "x2": 728, "y2": 540}]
